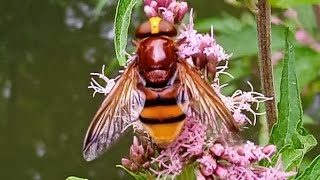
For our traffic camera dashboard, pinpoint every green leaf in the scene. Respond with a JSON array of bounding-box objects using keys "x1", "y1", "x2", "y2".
[
  {"x1": 269, "y1": 28, "x2": 317, "y2": 171},
  {"x1": 273, "y1": 46, "x2": 320, "y2": 104},
  {"x1": 296, "y1": 155, "x2": 320, "y2": 180},
  {"x1": 302, "y1": 114, "x2": 316, "y2": 125},
  {"x1": 65, "y1": 176, "x2": 88, "y2": 180},
  {"x1": 293, "y1": 47, "x2": 320, "y2": 89},
  {"x1": 216, "y1": 25, "x2": 284, "y2": 58},
  {"x1": 195, "y1": 14, "x2": 245, "y2": 33},
  {"x1": 116, "y1": 165, "x2": 148, "y2": 180},
  {"x1": 296, "y1": 6, "x2": 317, "y2": 35},
  {"x1": 196, "y1": 14, "x2": 285, "y2": 59},
  {"x1": 95, "y1": 0, "x2": 110, "y2": 15},
  {"x1": 114, "y1": 0, "x2": 137, "y2": 66},
  {"x1": 175, "y1": 164, "x2": 196, "y2": 180},
  {"x1": 243, "y1": 0, "x2": 258, "y2": 14},
  {"x1": 269, "y1": 0, "x2": 320, "y2": 8},
  {"x1": 277, "y1": 145, "x2": 304, "y2": 170}
]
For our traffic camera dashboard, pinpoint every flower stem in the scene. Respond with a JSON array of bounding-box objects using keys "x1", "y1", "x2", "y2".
[{"x1": 256, "y1": 0, "x2": 277, "y2": 131}]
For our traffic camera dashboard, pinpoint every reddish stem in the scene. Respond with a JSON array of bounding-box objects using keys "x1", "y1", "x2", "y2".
[{"x1": 257, "y1": 0, "x2": 277, "y2": 131}]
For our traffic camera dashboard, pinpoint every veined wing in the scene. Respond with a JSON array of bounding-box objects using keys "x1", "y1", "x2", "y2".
[
  {"x1": 83, "y1": 61, "x2": 144, "y2": 161},
  {"x1": 177, "y1": 59, "x2": 239, "y2": 137}
]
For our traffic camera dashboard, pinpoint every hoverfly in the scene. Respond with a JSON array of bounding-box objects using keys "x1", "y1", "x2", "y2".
[{"x1": 83, "y1": 16, "x2": 239, "y2": 161}]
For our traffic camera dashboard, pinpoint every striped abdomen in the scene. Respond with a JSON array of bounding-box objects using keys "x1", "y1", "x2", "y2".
[{"x1": 137, "y1": 82, "x2": 186, "y2": 147}]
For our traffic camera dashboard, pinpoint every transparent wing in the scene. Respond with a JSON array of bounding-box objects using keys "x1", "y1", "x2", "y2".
[
  {"x1": 177, "y1": 59, "x2": 239, "y2": 137},
  {"x1": 83, "y1": 62, "x2": 145, "y2": 161}
]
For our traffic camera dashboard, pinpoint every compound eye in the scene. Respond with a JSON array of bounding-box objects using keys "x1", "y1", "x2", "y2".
[
  {"x1": 135, "y1": 21, "x2": 151, "y2": 39},
  {"x1": 159, "y1": 20, "x2": 177, "y2": 37}
]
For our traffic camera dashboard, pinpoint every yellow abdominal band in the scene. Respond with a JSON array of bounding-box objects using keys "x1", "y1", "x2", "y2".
[{"x1": 143, "y1": 121, "x2": 185, "y2": 147}]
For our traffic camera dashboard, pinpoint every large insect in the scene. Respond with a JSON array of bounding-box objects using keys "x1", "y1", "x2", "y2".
[{"x1": 83, "y1": 17, "x2": 239, "y2": 161}]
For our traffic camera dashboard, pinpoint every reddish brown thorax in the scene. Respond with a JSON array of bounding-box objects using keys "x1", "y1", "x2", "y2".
[{"x1": 135, "y1": 17, "x2": 178, "y2": 86}]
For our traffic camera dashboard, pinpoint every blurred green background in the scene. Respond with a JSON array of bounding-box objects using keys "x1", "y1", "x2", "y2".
[{"x1": 0, "y1": 0, "x2": 319, "y2": 179}]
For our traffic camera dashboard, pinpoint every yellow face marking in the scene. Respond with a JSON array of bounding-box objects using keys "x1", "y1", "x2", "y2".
[
  {"x1": 141, "y1": 105, "x2": 183, "y2": 120},
  {"x1": 143, "y1": 121, "x2": 185, "y2": 147},
  {"x1": 149, "y1": 16, "x2": 162, "y2": 34}
]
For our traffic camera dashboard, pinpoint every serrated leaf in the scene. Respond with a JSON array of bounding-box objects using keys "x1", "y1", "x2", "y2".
[
  {"x1": 269, "y1": 0, "x2": 320, "y2": 8},
  {"x1": 114, "y1": 0, "x2": 137, "y2": 66},
  {"x1": 296, "y1": 155, "x2": 320, "y2": 180},
  {"x1": 277, "y1": 145, "x2": 304, "y2": 171},
  {"x1": 65, "y1": 176, "x2": 88, "y2": 180},
  {"x1": 269, "y1": 28, "x2": 317, "y2": 171},
  {"x1": 273, "y1": 46, "x2": 320, "y2": 104}
]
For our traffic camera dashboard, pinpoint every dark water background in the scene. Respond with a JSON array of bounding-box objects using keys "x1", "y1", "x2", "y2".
[{"x1": 0, "y1": 0, "x2": 319, "y2": 179}]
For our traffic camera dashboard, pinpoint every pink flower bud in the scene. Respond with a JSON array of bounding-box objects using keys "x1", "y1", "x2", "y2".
[
  {"x1": 161, "y1": 9, "x2": 174, "y2": 23},
  {"x1": 133, "y1": 136, "x2": 139, "y2": 147},
  {"x1": 176, "y1": 2, "x2": 188, "y2": 22},
  {"x1": 130, "y1": 162, "x2": 139, "y2": 171},
  {"x1": 146, "y1": 144, "x2": 155, "y2": 157},
  {"x1": 236, "y1": 146, "x2": 245, "y2": 156},
  {"x1": 195, "y1": 170, "x2": 206, "y2": 180},
  {"x1": 214, "y1": 165, "x2": 228, "y2": 179},
  {"x1": 144, "y1": 6, "x2": 157, "y2": 17},
  {"x1": 262, "y1": 144, "x2": 276, "y2": 156},
  {"x1": 283, "y1": 8, "x2": 298, "y2": 19},
  {"x1": 132, "y1": 154, "x2": 144, "y2": 166},
  {"x1": 210, "y1": 143, "x2": 225, "y2": 156},
  {"x1": 198, "y1": 154, "x2": 217, "y2": 176},
  {"x1": 121, "y1": 158, "x2": 132, "y2": 169},
  {"x1": 271, "y1": 16, "x2": 283, "y2": 25},
  {"x1": 143, "y1": 0, "x2": 152, "y2": 6},
  {"x1": 129, "y1": 146, "x2": 138, "y2": 158},
  {"x1": 150, "y1": 0, "x2": 158, "y2": 8},
  {"x1": 138, "y1": 145, "x2": 145, "y2": 155},
  {"x1": 167, "y1": 1, "x2": 177, "y2": 11},
  {"x1": 142, "y1": 161, "x2": 150, "y2": 169},
  {"x1": 157, "y1": 0, "x2": 171, "y2": 7},
  {"x1": 272, "y1": 51, "x2": 284, "y2": 65},
  {"x1": 131, "y1": 151, "x2": 139, "y2": 159},
  {"x1": 295, "y1": 30, "x2": 312, "y2": 45},
  {"x1": 233, "y1": 109, "x2": 247, "y2": 126},
  {"x1": 200, "y1": 164, "x2": 213, "y2": 176}
]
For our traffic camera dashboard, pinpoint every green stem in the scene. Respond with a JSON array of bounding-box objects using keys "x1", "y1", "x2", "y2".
[{"x1": 256, "y1": 0, "x2": 277, "y2": 131}]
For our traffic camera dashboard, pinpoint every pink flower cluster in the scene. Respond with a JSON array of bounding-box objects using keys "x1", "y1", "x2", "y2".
[
  {"x1": 177, "y1": 11, "x2": 232, "y2": 64},
  {"x1": 121, "y1": 118, "x2": 296, "y2": 179},
  {"x1": 150, "y1": 117, "x2": 206, "y2": 178},
  {"x1": 121, "y1": 136, "x2": 154, "y2": 171},
  {"x1": 197, "y1": 142, "x2": 291, "y2": 179},
  {"x1": 223, "y1": 82, "x2": 272, "y2": 126},
  {"x1": 143, "y1": 0, "x2": 188, "y2": 23}
]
